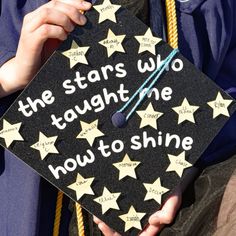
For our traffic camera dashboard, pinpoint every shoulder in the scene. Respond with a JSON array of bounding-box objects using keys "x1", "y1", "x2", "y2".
[
  {"x1": 1, "y1": 0, "x2": 47, "y2": 19},
  {"x1": 176, "y1": 0, "x2": 235, "y2": 14}
]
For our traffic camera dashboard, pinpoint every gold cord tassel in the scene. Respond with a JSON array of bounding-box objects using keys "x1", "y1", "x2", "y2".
[
  {"x1": 53, "y1": 191, "x2": 85, "y2": 236},
  {"x1": 53, "y1": 191, "x2": 64, "y2": 236},
  {"x1": 165, "y1": 0, "x2": 178, "y2": 48},
  {"x1": 76, "y1": 203, "x2": 85, "y2": 236}
]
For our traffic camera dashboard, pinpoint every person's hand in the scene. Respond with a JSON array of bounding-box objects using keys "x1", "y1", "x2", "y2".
[
  {"x1": 93, "y1": 166, "x2": 200, "y2": 236},
  {"x1": 139, "y1": 187, "x2": 182, "y2": 235},
  {"x1": 93, "y1": 216, "x2": 122, "y2": 236},
  {"x1": 0, "y1": 0, "x2": 92, "y2": 97},
  {"x1": 93, "y1": 187, "x2": 182, "y2": 236}
]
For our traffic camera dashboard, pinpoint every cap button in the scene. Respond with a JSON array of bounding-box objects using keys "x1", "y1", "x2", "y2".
[{"x1": 111, "y1": 112, "x2": 126, "y2": 128}]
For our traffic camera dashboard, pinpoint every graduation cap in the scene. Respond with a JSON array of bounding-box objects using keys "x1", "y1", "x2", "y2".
[{"x1": 0, "y1": 0, "x2": 236, "y2": 235}]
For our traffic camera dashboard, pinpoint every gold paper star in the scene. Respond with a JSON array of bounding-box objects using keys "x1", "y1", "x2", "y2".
[
  {"x1": 119, "y1": 206, "x2": 146, "y2": 232},
  {"x1": 207, "y1": 92, "x2": 233, "y2": 118},
  {"x1": 135, "y1": 28, "x2": 162, "y2": 55},
  {"x1": 0, "y1": 119, "x2": 24, "y2": 147},
  {"x1": 172, "y1": 98, "x2": 199, "y2": 124},
  {"x1": 93, "y1": 0, "x2": 121, "y2": 23},
  {"x1": 31, "y1": 132, "x2": 58, "y2": 160},
  {"x1": 166, "y1": 151, "x2": 192, "y2": 177},
  {"x1": 94, "y1": 187, "x2": 121, "y2": 214},
  {"x1": 136, "y1": 102, "x2": 163, "y2": 129},
  {"x1": 113, "y1": 154, "x2": 140, "y2": 180},
  {"x1": 62, "y1": 40, "x2": 89, "y2": 68},
  {"x1": 77, "y1": 120, "x2": 104, "y2": 146},
  {"x1": 68, "y1": 173, "x2": 95, "y2": 200},
  {"x1": 99, "y1": 29, "x2": 126, "y2": 57},
  {"x1": 143, "y1": 178, "x2": 169, "y2": 204}
]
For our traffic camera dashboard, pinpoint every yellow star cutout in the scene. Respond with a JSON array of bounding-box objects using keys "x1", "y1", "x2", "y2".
[
  {"x1": 93, "y1": 0, "x2": 121, "y2": 23},
  {"x1": 31, "y1": 132, "x2": 58, "y2": 160},
  {"x1": 113, "y1": 154, "x2": 140, "y2": 180},
  {"x1": 166, "y1": 151, "x2": 192, "y2": 177},
  {"x1": 62, "y1": 40, "x2": 89, "y2": 68},
  {"x1": 207, "y1": 92, "x2": 233, "y2": 118},
  {"x1": 136, "y1": 102, "x2": 163, "y2": 129},
  {"x1": 172, "y1": 98, "x2": 199, "y2": 124},
  {"x1": 119, "y1": 206, "x2": 146, "y2": 232},
  {"x1": 68, "y1": 173, "x2": 95, "y2": 200},
  {"x1": 94, "y1": 187, "x2": 121, "y2": 214},
  {"x1": 77, "y1": 119, "x2": 104, "y2": 146},
  {"x1": 0, "y1": 119, "x2": 24, "y2": 147},
  {"x1": 135, "y1": 28, "x2": 162, "y2": 55},
  {"x1": 99, "y1": 29, "x2": 126, "y2": 57},
  {"x1": 143, "y1": 178, "x2": 169, "y2": 204}
]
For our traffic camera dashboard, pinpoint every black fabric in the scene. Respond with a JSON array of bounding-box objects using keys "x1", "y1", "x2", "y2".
[
  {"x1": 120, "y1": 0, "x2": 149, "y2": 25},
  {"x1": 160, "y1": 156, "x2": 236, "y2": 236},
  {"x1": 38, "y1": 179, "x2": 72, "y2": 236},
  {"x1": 37, "y1": 179, "x2": 57, "y2": 236}
]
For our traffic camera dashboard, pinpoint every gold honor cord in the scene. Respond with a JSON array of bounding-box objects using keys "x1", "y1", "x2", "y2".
[
  {"x1": 52, "y1": 191, "x2": 85, "y2": 236},
  {"x1": 165, "y1": 0, "x2": 178, "y2": 49},
  {"x1": 53, "y1": 191, "x2": 64, "y2": 236},
  {"x1": 76, "y1": 203, "x2": 85, "y2": 236},
  {"x1": 53, "y1": 0, "x2": 178, "y2": 235}
]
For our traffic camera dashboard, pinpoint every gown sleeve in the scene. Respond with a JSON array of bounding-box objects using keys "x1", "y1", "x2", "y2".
[{"x1": 176, "y1": 0, "x2": 236, "y2": 167}]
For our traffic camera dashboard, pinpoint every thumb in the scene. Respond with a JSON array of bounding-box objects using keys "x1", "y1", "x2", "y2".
[{"x1": 149, "y1": 189, "x2": 182, "y2": 225}]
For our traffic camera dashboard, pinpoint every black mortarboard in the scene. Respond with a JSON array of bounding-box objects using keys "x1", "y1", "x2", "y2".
[{"x1": 0, "y1": 0, "x2": 235, "y2": 235}]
